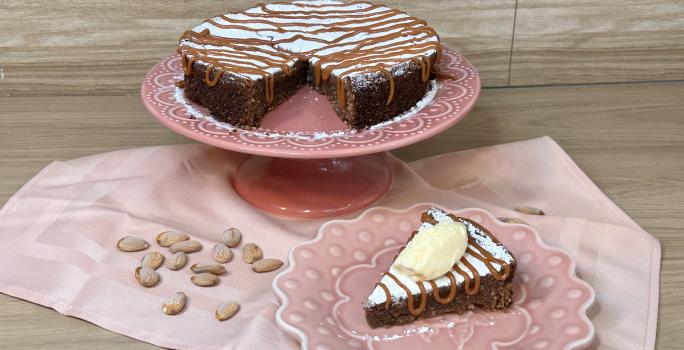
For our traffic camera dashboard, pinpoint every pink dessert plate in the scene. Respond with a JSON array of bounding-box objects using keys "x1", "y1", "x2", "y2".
[
  {"x1": 273, "y1": 204, "x2": 595, "y2": 349},
  {"x1": 141, "y1": 48, "x2": 480, "y2": 218}
]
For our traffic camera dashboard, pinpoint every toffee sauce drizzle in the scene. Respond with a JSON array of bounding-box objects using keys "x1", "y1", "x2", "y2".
[
  {"x1": 377, "y1": 212, "x2": 511, "y2": 316},
  {"x1": 177, "y1": 1, "x2": 441, "y2": 107}
]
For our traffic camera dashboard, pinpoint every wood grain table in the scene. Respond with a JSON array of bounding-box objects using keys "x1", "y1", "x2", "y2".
[
  {"x1": 2, "y1": 0, "x2": 683, "y2": 347},
  {"x1": 1, "y1": 81, "x2": 682, "y2": 349}
]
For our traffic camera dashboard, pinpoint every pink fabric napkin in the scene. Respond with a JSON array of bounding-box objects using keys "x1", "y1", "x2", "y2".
[{"x1": 0, "y1": 136, "x2": 659, "y2": 350}]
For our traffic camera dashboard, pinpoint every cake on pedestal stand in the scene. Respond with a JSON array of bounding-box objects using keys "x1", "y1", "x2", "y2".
[{"x1": 141, "y1": 48, "x2": 480, "y2": 218}]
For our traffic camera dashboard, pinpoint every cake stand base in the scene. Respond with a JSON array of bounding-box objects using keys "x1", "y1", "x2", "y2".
[{"x1": 233, "y1": 154, "x2": 392, "y2": 219}]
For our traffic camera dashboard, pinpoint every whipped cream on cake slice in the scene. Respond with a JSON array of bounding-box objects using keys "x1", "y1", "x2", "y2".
[{"x1": 364, "y1": 207, "x2": 516, "y2": 328}]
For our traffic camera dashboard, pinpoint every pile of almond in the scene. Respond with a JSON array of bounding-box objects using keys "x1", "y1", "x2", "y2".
[{"x1": 117, "y1": 227, "x2": 283, "y2": 321}]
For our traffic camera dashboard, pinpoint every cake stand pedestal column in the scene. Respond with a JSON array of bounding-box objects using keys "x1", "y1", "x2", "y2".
[
  {"x1": 142, "y1": 48, "x2": 479, "y2": 219},
  {"x1": 232, "y1": 154, "x2": 392, "y2": 219}
]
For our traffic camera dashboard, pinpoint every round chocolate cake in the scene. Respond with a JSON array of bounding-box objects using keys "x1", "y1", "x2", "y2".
[{"x1": 178, "y1": 0, "x2": 441, "y2": 129}]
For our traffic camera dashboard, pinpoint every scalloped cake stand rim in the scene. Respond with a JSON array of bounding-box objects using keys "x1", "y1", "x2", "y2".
[{"x1": 140, "y1": 47, "x2": 480, "y2": 159}]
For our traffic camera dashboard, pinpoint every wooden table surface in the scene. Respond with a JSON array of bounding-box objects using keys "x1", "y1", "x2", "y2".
[
  {"x1": 1, "y1": 0, "x2": 683, "y2": 348},
  {"x1": 1, "y1": 81, "x2": 682, "y2": 349}
]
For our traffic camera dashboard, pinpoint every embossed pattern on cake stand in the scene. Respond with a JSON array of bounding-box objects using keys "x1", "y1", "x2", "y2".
[{"x1": 141, "y1": 48, "x2": 480, "y2": 218}]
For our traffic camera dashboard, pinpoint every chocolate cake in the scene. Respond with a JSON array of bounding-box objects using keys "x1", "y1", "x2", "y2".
[
  {"x1": 364, "y1": 208, "x2": 516, "y2": 328},
  {"x1": 177, "y1": 0, "x2": 441, "y2": 129}
]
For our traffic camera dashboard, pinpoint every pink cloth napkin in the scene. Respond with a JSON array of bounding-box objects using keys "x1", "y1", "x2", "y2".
[{"x1": 0, "y1": 136, "x2": 659, "y2": 350}]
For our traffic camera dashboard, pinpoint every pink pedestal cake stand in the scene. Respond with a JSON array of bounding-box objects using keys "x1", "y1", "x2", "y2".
[{"x1": 141, "y1": 47, "x2": 480, "y2": 218}]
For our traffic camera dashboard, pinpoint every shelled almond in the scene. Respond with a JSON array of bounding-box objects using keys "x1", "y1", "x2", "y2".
[
  {"x1": 215, "y1": 302, "x2": 240, "y2": 321},
  {"x1": 117, "y1": 236, "x2": 149, "y2": 252},
  {"x1": 222, "y1": 228, "x2": 242, "y2": 248},
  {"x1": 141, "y1": 252, "x2": 165, "y2": 270},
  {"x1": 191, "y1": 263, "x2": 226, "y2": 275},
  {"x1": 162, "y1": 292, "x2": 186, "y2": 315},
  {"x1": 191, "y1": 273, "x2": 219, "y2": 287},
  {"x1": 252, "y1": 258, "x2": 283, "y2": 273},
  {"x1": 212, "y1": 244, "x2": 233, "y2": 263},
  {"x1": 498, "y1": 217, "x2": 530, "y2": 225},
  {"x1": 243, "y1": 243, "x2": 263, "y2": 264},
  {"x1": 166, "y1": 252, "x2": 188, "y2": 270},
  {"x1": 514, "y1": 206, "x2": 545, "y2": 215},
  {"x1": 135, "y1": 266, "x2": 160, "y2": 287},
  {"x1": 169, "y1": 240, "x2": 202, "y2": 254},
  {"x1": 156, "y1": 231, "x2": 189, "y2": 247}
]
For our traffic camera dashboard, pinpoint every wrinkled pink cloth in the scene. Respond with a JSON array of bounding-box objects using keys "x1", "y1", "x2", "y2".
[{"x1": 0, "y1": 136, "x2": 659, "y2": 350}]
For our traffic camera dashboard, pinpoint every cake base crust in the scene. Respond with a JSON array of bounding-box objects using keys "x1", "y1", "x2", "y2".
[{"x1": 364, "y1": 264, "x2": 515, "y2": 329}]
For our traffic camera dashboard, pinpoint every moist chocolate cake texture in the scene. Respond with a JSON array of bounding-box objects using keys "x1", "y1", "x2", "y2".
[
  {"x1": 177, "y1": 0, "x2": 441, "y2": 129},
  {"x1": 364, "y1": 207, "x2": 516, "y2": 328}
]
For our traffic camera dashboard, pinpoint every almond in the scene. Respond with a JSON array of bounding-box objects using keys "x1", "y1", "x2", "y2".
[
  {"x1": 169, "y1": 240, "x2": 202, "y2": 254},
  {"x1": 141, "y1": 252, "x2": 165, "y2": 270},
  {"x1": 156, "y1": 231, "x2": 189, "y2": 247},
  {"x1": 212, "y1": 244, "x2": 233, "y2": 264},
  {"x1": 221, "y1": 228, "x2": 242, "y2": 248},
  {"x1": 497, "y1": 217, "x2": 530, "y2": 225},
  {"x1": 243, "y1": 243, "x2": 263, "y2": 264},
  {"x1": 191, "y1": 273, "x2": 219, "y2": 287},
  {"x1": 514, "y1": 206, "x2": 545, "y2": 215},
  {"x1": 162, "y1": 292, "x2": 186, "y2": 315},
  {"x1": 135, "y1": 266, "x2": 160, "y2": 287},
  {"x1": 215, "y1": 301, "x2": 240, "y2": 321},
  {"x1": 252, "y1": 258, "x2": 283, "y2": 273},
  {"x1": 190, "y1": 263, "x2": 226, "y2": 275},
  {"x1": 166, "y1": 252, "x2": 188, "y2": 271},
  {"x1": 117, "y1": 236, "x2": 149, "y2": 252}
]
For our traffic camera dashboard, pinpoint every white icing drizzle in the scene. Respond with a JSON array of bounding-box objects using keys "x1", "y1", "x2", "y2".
[{"x1": 179, "y1": 0, "x2": 440, "y2": 82}]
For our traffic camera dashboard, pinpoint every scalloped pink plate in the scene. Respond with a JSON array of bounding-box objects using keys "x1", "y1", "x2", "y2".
[
  {"x1": 141, "y1": 48, "x2": 479, "y2": 159},
  {"x1": 274, "y1": 204, "x2": 595, "y2": 349}
]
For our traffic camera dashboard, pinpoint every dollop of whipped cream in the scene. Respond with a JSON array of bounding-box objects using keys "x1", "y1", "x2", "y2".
[{"x1": 393, "y1": 221, "x2": 468, "y2": 282}]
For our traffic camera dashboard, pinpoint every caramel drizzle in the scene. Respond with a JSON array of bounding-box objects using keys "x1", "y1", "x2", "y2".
[
  {"x1": 379, "y1": 67, "x2": 395, "y2": 105},
  {"x1": 467, "y1": 244, "x2": 510, "y2": 280},
  {"x1": 375, "y1": 283, "x2": 392, "y2": 310},
  {"x1": 417, "y1": 55, "x2": 432, "y2": 81},
  {"x1": 456, "y1": 257, "x2": 481, "y2": 295},
  {"x1": 375, "y1": 211, "x2": 512, "y2": 317},
  {"x1": 205, "y1": 66, "x2": 224, "y2": 87},
  {"x1": 428, "y1": 272, "x2": 457, "y2": 304},
  {"x1": 383, "y1": 272, "x2": 427, "y2": 316},
  {"x1": 337, "y1": 76, "x2": 348, "y2": 109},
  {"x1": 178, "y1": 1, "x2": 440, "y2": 107}
]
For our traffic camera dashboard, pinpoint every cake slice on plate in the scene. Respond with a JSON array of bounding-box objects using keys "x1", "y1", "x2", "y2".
[{"x1": 364, "y1": 207, "x2": 516, "y2": 328}]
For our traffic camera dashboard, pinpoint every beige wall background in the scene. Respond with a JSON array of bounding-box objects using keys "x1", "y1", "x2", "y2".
[{"x1": 1, "y1": 0, "x2": 683, "y2": 96}]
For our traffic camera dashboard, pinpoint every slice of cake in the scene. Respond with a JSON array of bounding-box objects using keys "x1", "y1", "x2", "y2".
[
  {"x1": 177, "y1": 0, "x2": 441, "y2": 129},
  {"x1": 364, "y1": 207, "x2": 516, "y2": 328}
]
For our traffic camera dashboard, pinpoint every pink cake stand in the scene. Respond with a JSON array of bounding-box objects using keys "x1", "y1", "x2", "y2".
[{"x1": 141, "y1": 47, "x2": 480, "y2": 218}]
